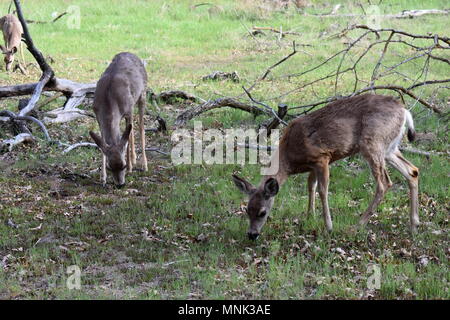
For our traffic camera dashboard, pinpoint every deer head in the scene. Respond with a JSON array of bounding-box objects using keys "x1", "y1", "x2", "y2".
[
  {"x1": 0, "y1": 45, "x2": 16, "y2": 71},
  {"x1": 232, "y1": 174, "x2": 279, "y2": 240},
  {"x1": 89, "y1": 124, "x2": 132, "y2": 187}
]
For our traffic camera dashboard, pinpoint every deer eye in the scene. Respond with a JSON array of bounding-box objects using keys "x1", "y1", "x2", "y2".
[{"x1": 258, "y1": 210, "x2": 267, "y2": 218}]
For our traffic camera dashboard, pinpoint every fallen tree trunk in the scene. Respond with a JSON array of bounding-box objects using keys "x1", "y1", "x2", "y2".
[{"x1": 0, "y1": 78, "x2": 96, "y2": 109}]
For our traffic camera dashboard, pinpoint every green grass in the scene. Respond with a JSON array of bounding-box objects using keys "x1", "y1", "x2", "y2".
[{"x1": 0, "y1": 0, "x2": 449, "y2": 299}]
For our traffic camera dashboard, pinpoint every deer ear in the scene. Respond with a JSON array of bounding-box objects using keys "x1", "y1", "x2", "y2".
[
  {"x1": 263, "y1": 178, "x2": 279, "y2": 198},
  {"x1": 232, "y1": 174, "x2": 255, "y2": 195},
  {"x1": 120, "y1": 124, "x2": 132, "y2": 148},
  {"x1": 89, "y1": 131, "x2": 106, "y2": 152}
]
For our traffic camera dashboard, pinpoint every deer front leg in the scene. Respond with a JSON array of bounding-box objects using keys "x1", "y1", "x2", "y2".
[
  {"x1": 125, "y1": 117, "x2": 134, "y2": 173},
  {"x1": 307, "y1": 171, "x2": 317, "y2": 216},
  {"x1": 139, "y1": 94, "x2": 148, "y2": 171},
  {"x1": 315, "y1": 161, "x2": 333, "y2": 232},
  {"x1": 101, "y1": 153, "x2": 107, "y2": 186},
  {"x1": 130, "y1": 116, "x2": 136, "y2": 166}
]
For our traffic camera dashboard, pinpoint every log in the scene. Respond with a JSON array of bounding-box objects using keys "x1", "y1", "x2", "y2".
[{"x1": 0, "y1": 133, "x2": 34, "y2": 152}]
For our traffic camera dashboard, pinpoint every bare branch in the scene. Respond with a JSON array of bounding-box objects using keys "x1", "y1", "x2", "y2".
[
  {"x1": 175, "y1": 97, "x2": 268, "y2": 127},
  {"x1": 62, "y1": 142, "x2": 98, "y2": 154}
]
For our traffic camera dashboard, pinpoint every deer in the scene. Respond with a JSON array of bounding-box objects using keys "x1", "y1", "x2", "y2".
[
  {"x1": 0, "y1": 14, "x2": 25, "y2": 72},
  {"x1": 232, "y1": 94, "x2": 420, "y2": 240},
  {"x1": 89, "y1": 52, "x2": 148, "y2": 187}
]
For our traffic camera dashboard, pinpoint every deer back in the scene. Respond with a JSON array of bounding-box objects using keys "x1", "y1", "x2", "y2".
[{"x1": 93, "y1": 52, "x2": 147, "y2": 145}]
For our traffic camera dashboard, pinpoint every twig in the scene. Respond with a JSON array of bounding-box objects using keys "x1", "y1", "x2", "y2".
[
  {"x1": 62, "y1": 142, "x2": 98, "y2": 154},
  {"x1": 145, "y1": 148, "x2": 170, "y2": 156},
  {"x1": 242, "y1": 86, "x2": 287, "y2": 126},
  {"x1": 244, "y1": 41, "x2": 297, "y2": 93},
  {"x1": 252, "y1": 26, "x2": 301, "y2": 36},
  {"x1": 399, "y1": 146, "x2": 432, "y2": 160},
  {"x1": 175, "y1": 97, "x2": 268, "y2": 127}
]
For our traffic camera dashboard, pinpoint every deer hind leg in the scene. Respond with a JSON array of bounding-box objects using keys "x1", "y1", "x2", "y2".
[
  {"x1": 359, "y1": 152, "x2": 392, "y2": 226},
  {"x1": 307, "y1": 171, "x2": 317, "y2": 216},
  {"x1": 138, "y1": 93, "x2": 148, "y2": 171},
  {"x1": 386, "y1": 150, "x2": 420, "y2": 233},
  {"x1": 314, "y1": 160, "x2": 333, "y2": 232}
]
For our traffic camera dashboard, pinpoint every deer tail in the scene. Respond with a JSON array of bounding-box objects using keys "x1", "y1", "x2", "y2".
[{"x1": 404, "y1": 109, "x2": 415, "y2": 142}]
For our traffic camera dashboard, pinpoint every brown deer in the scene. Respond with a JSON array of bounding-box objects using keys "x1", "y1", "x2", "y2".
[
  {"x1": 0, "y1": 14, "x2": 25, "y2": 72},
  {"x1": 89, "y1": 52, "x2": 148, "y2": 187},
  {"x1": 232, "y1": 94, "x2": 420, "y2": 240}
]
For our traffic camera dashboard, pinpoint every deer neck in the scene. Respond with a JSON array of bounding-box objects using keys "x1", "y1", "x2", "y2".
[
  {"x1": 99, "y1": 115, "x2": 122, "y2": 146},
  {"x1": 260, "y1": 146, "x2": 289, "y2": 188}
]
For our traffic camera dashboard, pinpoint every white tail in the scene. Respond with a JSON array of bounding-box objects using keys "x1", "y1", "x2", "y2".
[{"x1": 404, "y1": 109, "x2": 416, "y2": 142}]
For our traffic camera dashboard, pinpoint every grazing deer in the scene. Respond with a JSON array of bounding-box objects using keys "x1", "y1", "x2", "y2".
[
  {"x1": 233, "y1": 94, "x2": 420, "y2": 240},
  {"x1": 0, "y1": 14, "x2": 25, "y2": 72},
  {"x1": 89, "y1": 52, "x2": 148, "y2": 187}
]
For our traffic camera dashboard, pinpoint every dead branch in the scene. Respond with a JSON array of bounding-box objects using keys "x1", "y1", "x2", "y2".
[
  {"x1": 0, "y1": 111, "x2": 51, "y2": 140},
  {"x1": 244, "y1": 41, "x2": 297, "y2": 93},
  {"x1": 0, "y1": 133, "x2": 34, "y2": 152},
  {"x1": 390, "y1": 9, "x2": 450, "y2": 19},
  {"x1": 260, "y1": 103, "x2": 288, "y2": 137},
  {"x1": 62, "y1": 142, "x2": 98, "y2": 154},
  {"x1": 399, "y1": 146, "x2": 432, "y2": 160},
  {"x1": 43, "y1": 108, "x2": 94, "y2": 124},
  {"x1": 13, "y1": 0, "x2": 55, "y2": 117},
  {"x1": 252, "y1": 26, "x2": 301, "y2": 37},
  {"x1": 202, "y1": 71, "x2": 240, "y2": 82},
  {"x1": 14, "y1": 115, "x2": 50, "y2": 140},
  {"x1": 0, "y1": 78, "x2": 96, "y2": 106},
  {"x1": 271, "y1": 25, "x2": 449, "y2": 115},
  {"x1": 154, "y1": 90, "x2": 205, "y2": 104},
  {"x1": 25, "y1": 11, "x2": 68, "y2": 24},
  {"x1": 243, "y1": 86, "x2": 287, "y2": 126},
  {"x1": 351, "y1": 25, "x2": 450, "y2": 46},
  {"x1": 305, "y1": 8, "x2": 450, "y2": 20},
  {"x1": 36, "y1": 92, "x2": 64, "y2": 110},
  {"x1": 175, "y1": 97, "x2": 268, "y2": 127}
]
